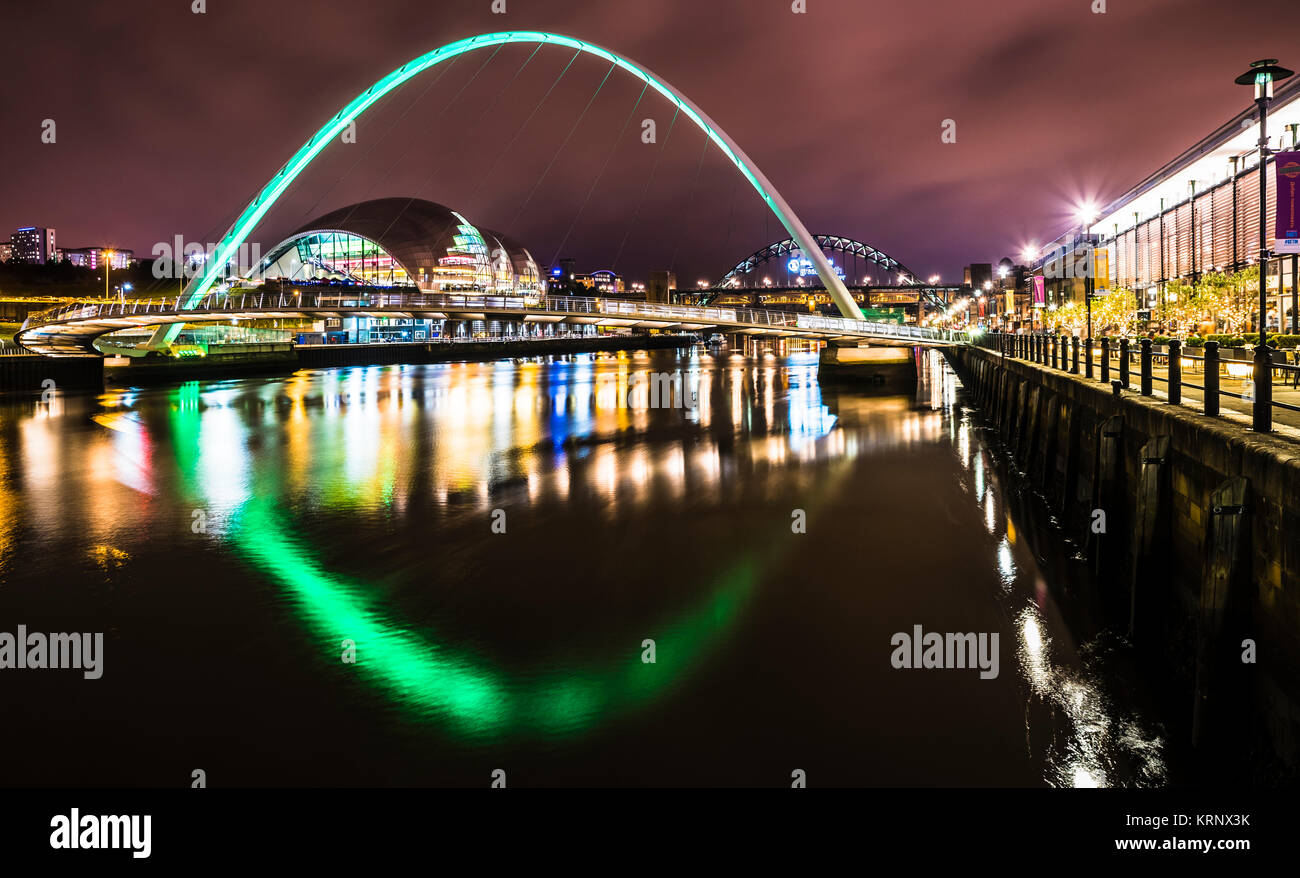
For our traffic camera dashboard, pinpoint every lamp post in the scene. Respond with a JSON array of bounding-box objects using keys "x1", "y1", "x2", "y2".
[
  {"x1": 1235, "y1": 58, "x2": 1294, "y2": 431},
  {"x1": 997, "y1": 265, "x2": 1009, "y2": 331},
  {"x1": 1071, "y1": 204, "x2": 1098, "y2": 341},
  {"x1": 103, "y1": 250, "x2": 114, "y2": 299}
]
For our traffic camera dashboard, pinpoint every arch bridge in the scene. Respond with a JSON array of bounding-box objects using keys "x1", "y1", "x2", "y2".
[
  {"x1": 20, "y1": 32, "x2": 972, "y2": 356},
  {"x1": 721, "y1": 236, "x2": 918, "y2": 287},
  {"x1": 144, "y1": 29, "x2": 868, "y2": 344},
  {"x1": 16, "y1": 289, "x2": 967, "y2": 357}
]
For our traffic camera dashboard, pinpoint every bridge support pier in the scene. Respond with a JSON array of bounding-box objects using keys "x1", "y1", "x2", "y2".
[{"x1": 817, "y1": 344, "x2": 917, "y2": 391}]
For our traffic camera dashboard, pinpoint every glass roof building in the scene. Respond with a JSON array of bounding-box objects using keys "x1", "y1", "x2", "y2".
[{"x1": 246, "y1": 198, "x2": 542, "y2": 295}]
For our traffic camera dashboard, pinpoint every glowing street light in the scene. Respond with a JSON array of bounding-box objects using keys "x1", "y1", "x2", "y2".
[
  {"x1": 103, "y1": 250, "x2": 114, "y2": 299},
  {"x1": 1235, "y1": 57, "x2": 1295, "y2": 431},
  {"x1": 1072, "y1": 205, "x2": 1100, "y2": 340}
]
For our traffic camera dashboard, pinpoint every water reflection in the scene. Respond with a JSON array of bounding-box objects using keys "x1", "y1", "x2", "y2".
[
  {"x1": 0, "y1": 348, "x2": 1168, "y2": 785},
  {"x1": 946, "y1": 379, "x2": 1168, "y2": 788}
]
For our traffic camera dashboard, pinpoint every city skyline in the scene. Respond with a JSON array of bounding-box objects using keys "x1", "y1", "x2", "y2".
[{"x1": 5, "y1": 0, "x2": 1300, "y2": 283}]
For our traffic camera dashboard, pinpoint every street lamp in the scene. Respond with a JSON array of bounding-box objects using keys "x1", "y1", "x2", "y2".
[
  {"x1": 1235, "y1": 58, "x2": 1294, "y2": 431},
  {"x1": 103, "y1": 250, "x2": 114, "y2": 299},
  {"x1": 1077, "y1": 203, "x2": 1098, "y2": 340}
]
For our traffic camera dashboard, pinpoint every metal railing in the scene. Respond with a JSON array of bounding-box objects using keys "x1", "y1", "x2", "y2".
[
  {"x1": 18, "y1": 289, "x2": 969, "y2": 346},
  {"x1": 979, "y1": 331, "x2": 1300, "y2": 431}
]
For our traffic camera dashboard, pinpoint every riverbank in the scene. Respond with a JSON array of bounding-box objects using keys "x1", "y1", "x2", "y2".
[
  {"x1": 946, "y1": 344, "x2": 1300, "y2": 783},
  {"x1": 293, "y1": 333, "x2": 693, "y2": 368},
  {"x1": 0, "y1": 333, "x2": 697, "y2": 394}
]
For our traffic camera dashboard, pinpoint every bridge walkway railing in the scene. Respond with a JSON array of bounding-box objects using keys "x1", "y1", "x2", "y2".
[{"x1": 19, "y1": 289, "x2": 970, "y2": 346}]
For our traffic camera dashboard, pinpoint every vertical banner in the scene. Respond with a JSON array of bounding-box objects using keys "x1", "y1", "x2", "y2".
[
  {"x1": 1277, "y1": 151, "x2": 1300, "y2": 254},
  {"x1": 1032, "y1": 275, "x2": 1046, "y2": 306}
]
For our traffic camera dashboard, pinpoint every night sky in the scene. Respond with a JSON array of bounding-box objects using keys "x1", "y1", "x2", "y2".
[{"x1": 3, "y1": 0, "x2": 1299, "y2": 283}]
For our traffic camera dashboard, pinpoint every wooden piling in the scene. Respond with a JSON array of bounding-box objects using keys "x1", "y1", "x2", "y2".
[
  {"x1": 1192, "y1": 478, "x2": 1250, "y2": 751},
  {"x1": 1130, "y1": 435, "x2": 1171, "y2": 639}
]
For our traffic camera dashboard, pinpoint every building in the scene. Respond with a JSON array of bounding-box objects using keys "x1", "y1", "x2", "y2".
[
  {"x1": 63, "y1": 247, "x2": 133, "y2": 270},
  {"x1": 10, "y1": 227, "x2": 56, "y2": 264},
  {"x1": 573, "y1": 269, "x2": 625, "y2": 295},
  {"x1": 963, "y1": 263, "x2": 993, "y2": 291},
  {"x1": 1052, "y1": 72, "x2": 1300, "y2": 333},
  {"x1": 647, "y1": 270, "x2": 677, "y2": 304},
  {"x1": 244, "y1": 197, "x2": 544, "y2": 343},
  {"x1": 247, "y1": 198, "x2": 541, "y2": 294},
  {"x1": 0, "y1": 241, "x2": 10, "y2": 262}
]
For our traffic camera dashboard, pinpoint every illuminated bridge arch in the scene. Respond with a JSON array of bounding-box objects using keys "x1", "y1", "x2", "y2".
[
  {"x1": 151, "y1": 31, "x2": 863, "y2": 349},
  {"x1": 721, "y1": 236, "x2": 918, "y2": 287}
]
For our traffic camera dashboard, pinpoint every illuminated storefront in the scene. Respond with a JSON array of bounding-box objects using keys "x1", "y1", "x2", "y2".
[{"x1": 1083, "y1": 77, "x2": 1300, "y2": 332}]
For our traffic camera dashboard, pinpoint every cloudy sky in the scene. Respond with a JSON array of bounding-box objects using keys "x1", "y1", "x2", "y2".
[{"x1": 3, "y1": 0, "x2": 1299, "y2": 282}]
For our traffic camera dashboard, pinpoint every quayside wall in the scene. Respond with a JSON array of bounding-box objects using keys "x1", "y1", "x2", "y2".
[
  {"x1": 0, "y1": 334, "x2": 696, "y2": 395},
  {"x1": 0, "y1": 356, "x2": 103, "y2": 395},
  {"x1": 947, "y1": 344, "x2": 1300, "y2": 781}
]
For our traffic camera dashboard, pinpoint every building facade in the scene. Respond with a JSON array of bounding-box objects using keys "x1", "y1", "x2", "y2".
[
  {"x1": 63, "y1": 247, "x2": 133, "y2": 270},
  {"x1": 1053, "y1": 75, "x2": 1300, "y2": 333},
  {"x1": 10, "y1": 227, "x2": 56, "y2": 264},
  {"x1": 245, "y1": 198, "x2": 544, "y2": 343}
]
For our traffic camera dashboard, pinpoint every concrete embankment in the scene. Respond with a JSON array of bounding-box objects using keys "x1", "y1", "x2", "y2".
[
  {"x1": 0, "y1": 334, "x2": 696, "y2": 395},
  {"x1": 0, "y1": 355, "x2": 103, "y2": 395},
  {"x1": 294, "y1": 333, "x2": 692, "y2": 368},
  {"x1": 947, "y1": 344, "x2": 1300, "y2": 782},
  {"x1": 817, "y1": 345, "x2": 919, "y2": 392}
]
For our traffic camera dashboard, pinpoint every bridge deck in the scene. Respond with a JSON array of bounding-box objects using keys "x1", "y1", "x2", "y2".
[{"x1": 16, "y1": 290, "x2": 968, "y2": 356}]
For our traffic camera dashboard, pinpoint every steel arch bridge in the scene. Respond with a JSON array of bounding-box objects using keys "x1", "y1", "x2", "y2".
[
  {"x1": 136, "y1": 29, "x2": 864, "y2": 356},
  {"x1": 16, "y1": 289, "x2": 968, "y2": 357},
  {"x1": 721, "y1": 236, "x2": 919, "y2": 287}
]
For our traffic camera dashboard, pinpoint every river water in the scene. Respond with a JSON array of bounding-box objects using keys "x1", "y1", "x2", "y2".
[{"x1": 0, "y1": 348, "x2": 1173, "y2": 786}]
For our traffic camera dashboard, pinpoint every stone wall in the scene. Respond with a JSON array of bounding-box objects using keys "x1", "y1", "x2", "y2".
[
  {"x1": 0, "y1": 355, "x2": 103, "y2": 394},
  {"x1": 948, "y1": 344, "x2": 1300, "y2": 781}
]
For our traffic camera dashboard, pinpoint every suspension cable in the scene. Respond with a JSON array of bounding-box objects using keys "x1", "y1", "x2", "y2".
[
  {"x1": 610, "y1": 104, "x2": 681, "y2": 273},
  {"x1": 509, "y1": 61, "x2": 617, "y2": 230},
  {"x1": 668, "y1": 135, "x2": 710, "y2": 275},
  {"x1": 547, "y1": 81, "x2": 650, "y2": 269}
]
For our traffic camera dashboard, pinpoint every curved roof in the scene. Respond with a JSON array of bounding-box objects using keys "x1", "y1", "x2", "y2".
[
  {"x1": 288, "y1": 197, "x2": 479, "y2": 281},
  {"x1": 479, "y1": 227, "x2": 540, "y2": 278},
  {"x1": 251, "y1": 197, "x2": 540, "y2": 292}
]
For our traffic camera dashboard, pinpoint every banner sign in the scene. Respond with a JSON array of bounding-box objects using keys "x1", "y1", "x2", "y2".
[
  {"x1": 1005, "y1": 291, "x2": 1015, "y2": 315},
  {"x1": 1032, "y1": 275, "x2": 1046, "y2": 307},
  {"x1": 1277, "y1": 151, "x2": 1300, "y2": 254}
]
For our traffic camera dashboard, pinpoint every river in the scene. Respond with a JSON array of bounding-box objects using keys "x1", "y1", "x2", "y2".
[{"x1": 0, "y1": 348, "x2": 1172, "y2": 786}]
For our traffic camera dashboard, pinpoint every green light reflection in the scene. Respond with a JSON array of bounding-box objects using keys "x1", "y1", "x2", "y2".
[{"x1": 166, "y1": 382, "x2": 767, "y2": 742}]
